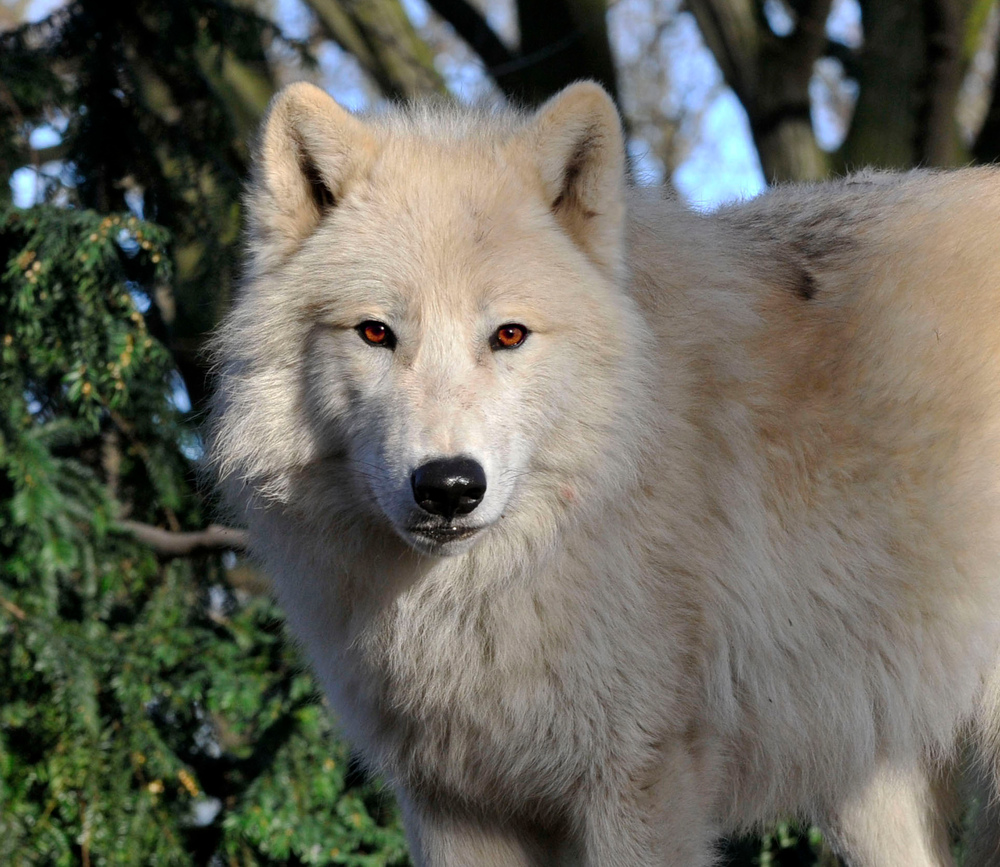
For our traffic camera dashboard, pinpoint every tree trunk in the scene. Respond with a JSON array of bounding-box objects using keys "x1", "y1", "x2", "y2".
[
  {"x1": 688, "y1": 0, "x2": 831, "y2": 183},
  {"x1": 756, "y1": 117, "x2": 829, "y2": 182},
  {"x1": 838, "y1": 0, "x2": 972, "y2": 170}
]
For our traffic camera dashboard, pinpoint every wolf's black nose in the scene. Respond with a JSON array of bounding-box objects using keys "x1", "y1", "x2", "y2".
[{"x1": 411, "y1": 457, "x2": 487, "y2": 519}]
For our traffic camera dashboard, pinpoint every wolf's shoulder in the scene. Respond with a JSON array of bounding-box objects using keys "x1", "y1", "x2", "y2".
[{"x1": 624, "y1": 167, "x2": 1000, "y2": 308}]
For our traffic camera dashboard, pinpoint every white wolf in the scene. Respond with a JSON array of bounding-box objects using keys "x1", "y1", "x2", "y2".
[{"x1": 210, "y1": 80, "x2": 1000, "y2": 866}]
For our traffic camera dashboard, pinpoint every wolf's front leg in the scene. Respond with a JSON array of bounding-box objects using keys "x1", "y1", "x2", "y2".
[
  {"x1": 580, "y1": 810, "x2": 717, "y2": 867},
  {"x1": 399, "y1": 795, "x2": 561, "y2": 867},
  {"x1": 820, "y1": 763, "x2": 956, "y2": 867},
  {"x1": 580, "y1": 741, "x2": 720, "y2": 867}
]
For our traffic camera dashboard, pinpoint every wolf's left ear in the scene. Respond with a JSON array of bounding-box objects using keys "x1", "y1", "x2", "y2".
[
  {"x1": 527, "y1": 82, "x2": 626, "y2": 279},
  {"x1": 247, "y1": 82, "x2": 376, "y2": 274}
]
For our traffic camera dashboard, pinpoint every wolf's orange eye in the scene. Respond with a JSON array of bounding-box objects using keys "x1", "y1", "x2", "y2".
[
  {"x1": 491, "y1": 323, "x2": 528, "y2": 350},
  {"x1": 357, "y1": 320, "x2": 396, "y2": 349}
]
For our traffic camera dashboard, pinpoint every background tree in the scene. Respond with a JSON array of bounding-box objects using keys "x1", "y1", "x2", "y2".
[
  {"x1": 687, "y1": 0, "x2": 998, "y2": 182},
  {"x1": 3, "y1": 0, "x2": 1000, "y2": 864}
]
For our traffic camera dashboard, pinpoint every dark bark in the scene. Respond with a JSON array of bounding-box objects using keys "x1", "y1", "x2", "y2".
[
  {"x1": 687, "y1": 0, "x2": 831, "y2": 182},
  {"x1": 838, "y1": 0, "x2": 971, "y2": 171},
  {"x1": 916, "y1": 0, "x2": 965, "y2": 165},
  {"x1": 973, "y1": 24, "x2": 1000, "y2": 162}
]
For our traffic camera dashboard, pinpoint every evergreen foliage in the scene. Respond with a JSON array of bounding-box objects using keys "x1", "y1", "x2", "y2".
[
  {"x1": 0, "y1": 205, "x2": 407, "y2": 865},
  {"x1": 0, "y1": 2, "x2": 406, "y2": 864}
]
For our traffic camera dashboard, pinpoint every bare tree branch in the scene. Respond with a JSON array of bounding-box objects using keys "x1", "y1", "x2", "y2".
[
  {"x1": 343, "y1": 0, "x2": 448, "y2": 98},
  {"x1": 0, "y1": 595, "x2": 27, "y2": 621},
  {"x1": 31, "y1": 142, "x2": 70, "y2": 163},
  {"x1": 423, "y1": 0, "x2": 516, "y2": 70},
  {"x1": 685, "y1": 0, "x2": 760, "y2": 106},
  {"x1": 305, "y1": 0, "x2": 446, "y2": 99},
  {"x1": 426, "y1": 0, "x2": 622, "y2": 107},
  {"x1": 116, "y1": 520, "x2": 248, "y2": 558},
  {"x1": 304, "y1": 0, "x2": 381, "y2": 79}
]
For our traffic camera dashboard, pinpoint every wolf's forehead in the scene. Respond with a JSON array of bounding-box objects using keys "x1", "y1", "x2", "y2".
[
  {"x1": 370, "y1": 135, "x2": 531, "y2": 211},
  {"x1": 349, "y1": 140, "x2": 540, "y2": 271},
  {"x1": 321, "y1": 133, "x2": 552, "y2": 312}
]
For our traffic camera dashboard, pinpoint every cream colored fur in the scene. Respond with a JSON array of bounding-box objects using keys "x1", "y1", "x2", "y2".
[{"x1": 210, "y1": 81, "x2": 1000, "y2": 865}]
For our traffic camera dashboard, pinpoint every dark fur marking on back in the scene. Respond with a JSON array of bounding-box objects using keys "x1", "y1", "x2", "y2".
[{"x1": 794, "y1": 267, "x2": 818, "y2": 301}]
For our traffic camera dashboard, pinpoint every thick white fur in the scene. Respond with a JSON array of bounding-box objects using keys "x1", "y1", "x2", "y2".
[{"x1": 211, "y1": 81, "x2": 1000, "y2": 865}]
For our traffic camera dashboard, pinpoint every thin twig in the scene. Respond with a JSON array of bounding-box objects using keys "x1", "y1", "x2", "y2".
[
  {"x1": 116, "y1": 520, "x2": 248, "y2": 558},
  {"x1": 0, "y1": 595, "x2": 27, "y2": 620}
]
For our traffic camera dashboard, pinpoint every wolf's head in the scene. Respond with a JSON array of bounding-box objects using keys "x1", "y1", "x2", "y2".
[{"x1": 211, "y1": 82, "x2": 652, "y2": 558}]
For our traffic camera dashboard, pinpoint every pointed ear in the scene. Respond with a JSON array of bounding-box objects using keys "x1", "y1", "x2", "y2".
[
  {"x1": 246, "y1": 82, "x2": 376, "y2": 273},
  {"x1": 527, "y1": 82, "x2": 627, "y2": 279}
]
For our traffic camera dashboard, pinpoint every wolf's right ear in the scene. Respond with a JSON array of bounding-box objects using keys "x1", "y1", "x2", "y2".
[{"x1": 247, "y1": 82, "x2": 375, "y2": 272}]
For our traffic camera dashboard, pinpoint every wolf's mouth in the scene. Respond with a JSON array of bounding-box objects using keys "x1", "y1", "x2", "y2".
[{"x1": 407, "y1": 524, "x2": 482, "y2": 544}]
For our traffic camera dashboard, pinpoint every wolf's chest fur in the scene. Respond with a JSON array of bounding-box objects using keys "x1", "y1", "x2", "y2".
[{"x1": 338, "y1": 548, "x2": 670, "y2": 812}]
